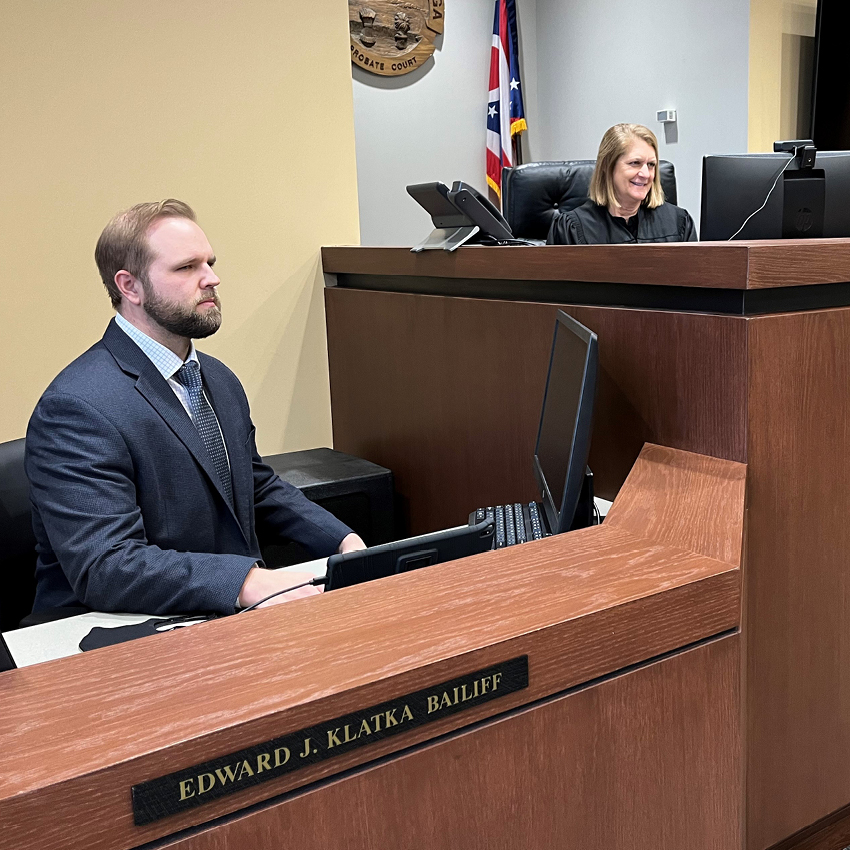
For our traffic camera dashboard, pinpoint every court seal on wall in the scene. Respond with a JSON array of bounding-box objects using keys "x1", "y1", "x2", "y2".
[{"x1": 350, "y1": 1, "x2": 444, "y2": 76}]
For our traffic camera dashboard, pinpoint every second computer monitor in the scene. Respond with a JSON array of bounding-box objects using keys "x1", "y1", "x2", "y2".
[
  {"x1": 700, "y1": 150, "x2": 850, "y2": 241},
  {"x1": 533, "y1": 310, "x2": 598, "y2": 535}
]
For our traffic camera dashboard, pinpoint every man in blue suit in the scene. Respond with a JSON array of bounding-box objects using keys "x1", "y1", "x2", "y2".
[{"x1": 26, "y1": 199, "x2": 365, "y2": 616}]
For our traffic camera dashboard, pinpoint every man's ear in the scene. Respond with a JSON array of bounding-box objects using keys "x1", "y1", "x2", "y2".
[{"x1": 114, "y1": 270, "x2": 143, "y2": 306}]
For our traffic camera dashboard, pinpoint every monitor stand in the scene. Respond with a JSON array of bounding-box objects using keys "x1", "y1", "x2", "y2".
[
  {"x1": 411, "y1": 225, "x2": 480, "y2": 253},
  {"x1": 569, "y1": 467, "x2": 596, "y2": 531},
  {"x1": 782, "y1": 170, "x2": 825, "y2": 238}
]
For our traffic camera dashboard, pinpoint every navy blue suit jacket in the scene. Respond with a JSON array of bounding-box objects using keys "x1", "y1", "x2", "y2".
[{"x1": 26, "y1": 319, "x2": 352, "y2": 614}]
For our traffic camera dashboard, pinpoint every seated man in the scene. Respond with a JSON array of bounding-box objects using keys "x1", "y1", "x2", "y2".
[{"x1": 26, "y1": 200, "x2": 365, "y2": 617}]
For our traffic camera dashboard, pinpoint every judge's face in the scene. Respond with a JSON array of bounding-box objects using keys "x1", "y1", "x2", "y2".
[
  {"x1": 140, "y1": 217, "x2": 222, "y2": 339},
  {"x1": 612, "y1": 139, "x2": 656, "y2": 209}
]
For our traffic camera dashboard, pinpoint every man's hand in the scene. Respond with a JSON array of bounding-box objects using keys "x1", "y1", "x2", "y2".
[
  {"x1": 237, "y1": 567, "x2": 321, "y2": 609},
  {"x1": 338, "y1": 532, "x2": 367, "y2": 554},
  {"x1": 236, "y1": 535, "x2": 366, "y2": 609}
]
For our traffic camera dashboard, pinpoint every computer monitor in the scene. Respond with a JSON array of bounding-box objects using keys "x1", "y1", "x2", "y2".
[
  {"x1": 811, "y1": 0, "x2": 850, "y2": 151},
  {"x1": 323, "y1": 519, "x2": 495, "y2": 591},
  {"x1": 533, "y1": 310, "x2": 598, "y2": 534},
  {"x1": 700, "y1": 150, "x2": 850, "y2": 241}
]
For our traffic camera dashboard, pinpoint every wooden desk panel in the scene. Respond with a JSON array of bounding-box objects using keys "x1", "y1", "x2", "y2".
[
  {"x1": 321, "y1": 243, "x2": 850, "y2": 850},
  {"x1": 0, "y1": 545, "x2": 738, "y2": 850},
  {"x1": 605, "y1": 442, "x2": 746, "y2": 566},
  {"x1": 326, "y1": 287, "x2": 746, "y2": 534},
  {"x1": 0, "y1": 446, "x2": 743, "y2": 850},
  {"x1": 322, "y1": 240, "x2": 850, "y2": 289},
  {"x1": 326, "y1": 252, "x2": 850, "y2": 850},
  {"x1": 746, "y1": 308, "x2": 850, "y2": 849},
  {"x1": 162, "y1": 636, "x2": 741, "y2": 850}
]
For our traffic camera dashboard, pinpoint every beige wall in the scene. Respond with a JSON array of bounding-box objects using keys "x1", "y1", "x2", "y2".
[
  {"x1": 0, "y1": 1, "x2": 359, "y2": 454},
  {"x1": 749, "y1": 0, "x2": 817, "y2": 151}
]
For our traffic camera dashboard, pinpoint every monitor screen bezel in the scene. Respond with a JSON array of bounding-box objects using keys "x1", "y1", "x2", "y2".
[{"x1": 531, "y1": 310, "x2": 599, "y2": 535}]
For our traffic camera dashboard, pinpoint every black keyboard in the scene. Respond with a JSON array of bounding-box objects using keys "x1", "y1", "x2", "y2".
[{"x1": 470, "y1": 503, "x2": 549, "y2": 549}]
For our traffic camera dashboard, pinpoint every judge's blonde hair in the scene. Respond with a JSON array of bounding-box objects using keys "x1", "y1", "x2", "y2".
[{"x1": 589, "y1": 124, "x2": 665, "y2": 210}]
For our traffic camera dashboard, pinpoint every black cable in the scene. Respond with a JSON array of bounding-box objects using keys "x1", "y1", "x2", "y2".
[
  {"x1": 237, "y1": 575, "x2": 327, "y2": 614},
  {"x1": 475, "y1": 235, "x2": 539, "y2": 247},
  {"x1": 727, "y1": 155, "x2": 795, "y2": 240}
]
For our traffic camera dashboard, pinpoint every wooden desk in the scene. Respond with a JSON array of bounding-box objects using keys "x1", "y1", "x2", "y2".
[
  {"x1": 322, "y1": 240, "x2": 850, "y2": 850},
  {"x1": 0, "y1": 445, "x2": 743, "y2": 850}
]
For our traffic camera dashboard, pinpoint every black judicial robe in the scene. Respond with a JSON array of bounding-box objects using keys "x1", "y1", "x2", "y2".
[{"x1": 547, "y1": 199, "x2": 697, "y2": 245}]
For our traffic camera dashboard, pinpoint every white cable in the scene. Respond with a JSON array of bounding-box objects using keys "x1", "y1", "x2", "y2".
[{"x1": 727, "y1": 155, "x2": 795, "y2": 241}]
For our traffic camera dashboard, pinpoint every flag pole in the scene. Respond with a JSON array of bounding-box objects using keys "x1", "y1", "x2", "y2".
[{"x1": 487, "y1": 0, "x2": 527, "y2": 200}]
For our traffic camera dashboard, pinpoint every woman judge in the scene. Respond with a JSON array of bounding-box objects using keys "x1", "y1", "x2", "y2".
[{"x1": 547, "y1": 123, "x2": 697, "y2": 244}]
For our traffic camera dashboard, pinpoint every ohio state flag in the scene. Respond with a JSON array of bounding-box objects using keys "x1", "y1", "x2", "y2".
[{"x1": 486, "y1": 0, "x2": 527, "y2": 199}]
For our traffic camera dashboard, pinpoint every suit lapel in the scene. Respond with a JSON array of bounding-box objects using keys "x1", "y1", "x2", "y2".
[{"x1": 101, "y1": 321, "x2": 248, "y2": 542}]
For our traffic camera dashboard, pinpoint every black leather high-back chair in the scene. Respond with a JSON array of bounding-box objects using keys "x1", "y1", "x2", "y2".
[
  {"x1": 0, "y1": 438, "x2": 37, "y2": 632},
  {"x1": 502, "y1": 160, "x2": 679, "y2": 243}
]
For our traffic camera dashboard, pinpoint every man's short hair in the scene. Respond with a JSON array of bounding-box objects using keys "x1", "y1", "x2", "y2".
[
  {"x1": 589, "y1": 124, "x2": 665, "y2": 211},
  {"x1": 95, "y1": 199, "x2": 196, "y2": 308}
]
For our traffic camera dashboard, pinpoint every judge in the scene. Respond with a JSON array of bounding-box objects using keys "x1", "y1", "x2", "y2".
[{"x1": 547, "y1": 123, "x2": 697, "y2": 245}]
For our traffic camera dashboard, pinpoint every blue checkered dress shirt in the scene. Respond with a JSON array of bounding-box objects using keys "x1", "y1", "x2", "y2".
[{"x1": 114, "y1": 313, "x2": 230, "y2": 467}]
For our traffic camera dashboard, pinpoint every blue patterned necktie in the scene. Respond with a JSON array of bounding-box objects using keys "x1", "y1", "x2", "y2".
[{"x1": 175, "y1": 361, "x2": 233, "y2": 507}]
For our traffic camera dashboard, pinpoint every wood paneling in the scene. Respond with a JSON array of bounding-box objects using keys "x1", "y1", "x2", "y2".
[
  {"x1": 746, "y1": 240, "x2": 850, "y2": 288},
  {"x1": 326, "y1": 288, "x2": 747, "y2": 534},
  {"x1": 570, "y1": 303, "x2": 748, "y2": 497},
  {"x1": 605, "y1": 443, "x2": 746, "y2": 567},
  {"x1": 746, "y1": 307, "x2": 850, "y2": 849},
  {"x1": 322, "y1": 240, "x2": 850, "y2": 289},
  {"x1": 769, "y1": 801, "x2": 850, "y2": 850},
  {"x1": 0, "y1": 447, "x2": 742, "y2": 850},
  {"x1": 323, "y1": 244, "x2": 850, "y2": 850},
  {"x1": 323, "y1": 243, "x2": 752, "y2": 288},
  {"x1": 161, "y1": 636, "x2": 742, "y2": 850}
]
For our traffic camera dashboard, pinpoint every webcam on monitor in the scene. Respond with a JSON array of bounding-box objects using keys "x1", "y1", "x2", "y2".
[{"x1": 773, "y1": 139, "x2": 818, "y2": 169}]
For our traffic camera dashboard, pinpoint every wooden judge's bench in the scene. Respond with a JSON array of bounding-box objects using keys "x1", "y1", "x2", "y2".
[{"x1": 3, "y1": 240, "x2": 850, "y2": 850}]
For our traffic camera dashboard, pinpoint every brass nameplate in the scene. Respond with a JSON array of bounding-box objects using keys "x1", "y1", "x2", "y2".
[{"x1": 132, "y1": 656, "x2": 528, "y2": 825}]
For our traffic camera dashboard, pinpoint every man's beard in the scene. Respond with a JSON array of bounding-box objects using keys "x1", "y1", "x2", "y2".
[{"x1": 141, "y1": 278, "x2": 222, "y2": 339}]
